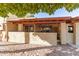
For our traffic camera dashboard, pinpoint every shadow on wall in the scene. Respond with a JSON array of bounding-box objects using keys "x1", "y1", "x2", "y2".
[
  {"x1": 29, "y1": 32, "x2": 57, "y2": 46},
  {"x1": 8, "y1": 32, "x2": 57, "y2": 46}
]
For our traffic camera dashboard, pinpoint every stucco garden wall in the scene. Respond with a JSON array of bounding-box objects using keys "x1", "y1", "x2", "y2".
[
  {"x1": 8, "y1": 32, "x2": 29, "y2": 43},
  {"x1": 29, "y1": 32, "x2": 57, "y2": 46},
  {"x1": 8, "y1": 32, "x2": 57, "y2": 46}
]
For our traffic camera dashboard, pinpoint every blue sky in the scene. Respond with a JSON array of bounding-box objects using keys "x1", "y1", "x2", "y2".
[{"x1": 34, "y1": 7, "x2": 79, "y2": 18}]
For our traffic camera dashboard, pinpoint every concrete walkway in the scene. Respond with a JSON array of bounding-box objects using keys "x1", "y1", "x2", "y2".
[{"x1": 0, "y1": 42, "x2": 78, "y2": 56}]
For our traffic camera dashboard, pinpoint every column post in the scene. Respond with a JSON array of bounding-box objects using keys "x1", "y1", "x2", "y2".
[
  {"x1": 73, "y1": 22, "x2": 79, "y2": 47},
  {"x1": 18, "y1": 24, "x2": 23, "y2": 31},
  {"x1": 60, "y1": 22, "x2": 67, "y2": 44}
]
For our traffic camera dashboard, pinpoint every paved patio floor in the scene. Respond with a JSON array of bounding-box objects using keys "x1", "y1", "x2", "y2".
[{"x1": 0, "y1": 42, "x2": 78, "y2": 56}]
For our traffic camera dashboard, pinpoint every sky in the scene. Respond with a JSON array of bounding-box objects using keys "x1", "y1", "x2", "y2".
[{"x1": 34, "y1": 7, "x2": 79, "y2": 18}]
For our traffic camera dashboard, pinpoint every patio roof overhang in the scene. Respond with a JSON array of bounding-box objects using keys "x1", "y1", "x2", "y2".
[
  {"x1": 7, "y1": 17, "x2": 72, "y2": 24},
  {"x1": 71, "y1": 17, "x2": 79, "y2": 23}
]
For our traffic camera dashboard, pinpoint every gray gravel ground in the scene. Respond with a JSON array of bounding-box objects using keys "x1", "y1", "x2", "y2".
[{"x1": 0, "y1": 42, "x2": 78, "y2": 56}]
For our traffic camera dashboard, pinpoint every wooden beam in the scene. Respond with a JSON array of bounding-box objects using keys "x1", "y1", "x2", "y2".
[{"x1": 7, "y1": 20, "x2": 68, "y2": 24}]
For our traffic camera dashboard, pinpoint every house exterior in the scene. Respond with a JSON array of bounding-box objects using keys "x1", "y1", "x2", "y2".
[{"x1": 1, "y1": 16, "x2": 79, "y2": 47}]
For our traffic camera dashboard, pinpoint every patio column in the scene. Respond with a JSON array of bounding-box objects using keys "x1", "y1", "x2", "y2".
[
  {"x1": 73, "y1": 22, "x2": 79, "y2": 47},
  {"x1": 34, "y1": 24, "x2": 36, "y2": 32},
  {"x1": 33, "y1": 24, "x2": 36, "y2": 36},
  {"x1": 60, "y1": 22, "x2": 67, "y2": 44},
  {"x1": 18, "y1": 24, "x2": 23, "y2": 31}
]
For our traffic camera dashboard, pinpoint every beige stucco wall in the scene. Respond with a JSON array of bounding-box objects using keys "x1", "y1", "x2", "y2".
[
  {"x1": 0, "y1": 24, "x2": 3, "y2": 30},
  {"x1": 60, "y1": 23, "x2": 73, "y2": 45},
  {"x1": 18, "y1": 24, "x2": 23, "y2": 31},
  {"x1": 7, "y1": 22, "x2": 75, "y2": 46},
  {"x1": 8, "y1": 32, "x2": 57, "y2": 46},
  {"x1": 66, "y1": 24, "x2": 73, "y2": 44},
  {"x1": 1, "y1": 31, "x2": 7, "y2": 42},
  {"x1": 8, "y1": 32, "x2": 29, "y2": 43},
  {"x1": 29, "y1": 32, "x2": 57, "y2": 46},
  {"x1": 60, "y1": 23, "x2": 67, "y2": 44},
  {"x1": 66, "y1": 33, "x2": 73, "y2": 44},
  {"x1": 74, "y1": 22, "x2": 79, "y2": 47},
  {"x1": 7, "y1": 22, "x2": 18, "y2": 31}
]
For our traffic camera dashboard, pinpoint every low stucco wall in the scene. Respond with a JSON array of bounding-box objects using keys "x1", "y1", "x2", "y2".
[
  {"x1": 8, "y1": 32, "x2": 57, "y2": 46},
  {"x1": 67, "y1": 33, "x2": 73, "y2": 44},
  {"x1": 29, "y1": 32, "x2": 57, "y2": 46},
  {"x1": 8, "y1": 32, "x2": 29, "y2": 43}
]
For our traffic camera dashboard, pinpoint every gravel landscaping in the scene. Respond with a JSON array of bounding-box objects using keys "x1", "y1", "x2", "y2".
[{"x1": 0, "y1": 42, "x2": 79, "y2": 56}]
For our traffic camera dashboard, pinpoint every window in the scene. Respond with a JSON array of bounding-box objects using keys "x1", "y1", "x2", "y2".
[
  {"x1": 68, "y1": 26, "x2": 73, "y2": 33},
  {"x1": 41, "y1": 26, "x2": 52, "y2": 32},
  {"x1": 24, "y1": 25, "x2": 34, "y2": 32},
  {"x1": 24, "y1": 24, "x2": 53, "y2": 32}
]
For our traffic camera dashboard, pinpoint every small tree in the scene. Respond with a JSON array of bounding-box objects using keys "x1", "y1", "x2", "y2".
[{"x1": 0, "y1": 3, "x2": 79, "y2": 18}]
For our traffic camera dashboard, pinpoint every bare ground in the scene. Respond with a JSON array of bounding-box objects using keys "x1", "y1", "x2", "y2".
[{"x1": 0, "y1": 42, "x2": 78, "y2": 56}]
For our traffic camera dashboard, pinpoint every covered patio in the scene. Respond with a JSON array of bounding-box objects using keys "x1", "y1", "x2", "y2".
[
  {"x1": 0, "y1": 17, "x2": 79, "y2": 55},
  {"x1": 3, "y1": 17, "x2": 70, "y2": 45},
  {"x1": 0, "y1": 16, "x2": 78, "y2": 47}
]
